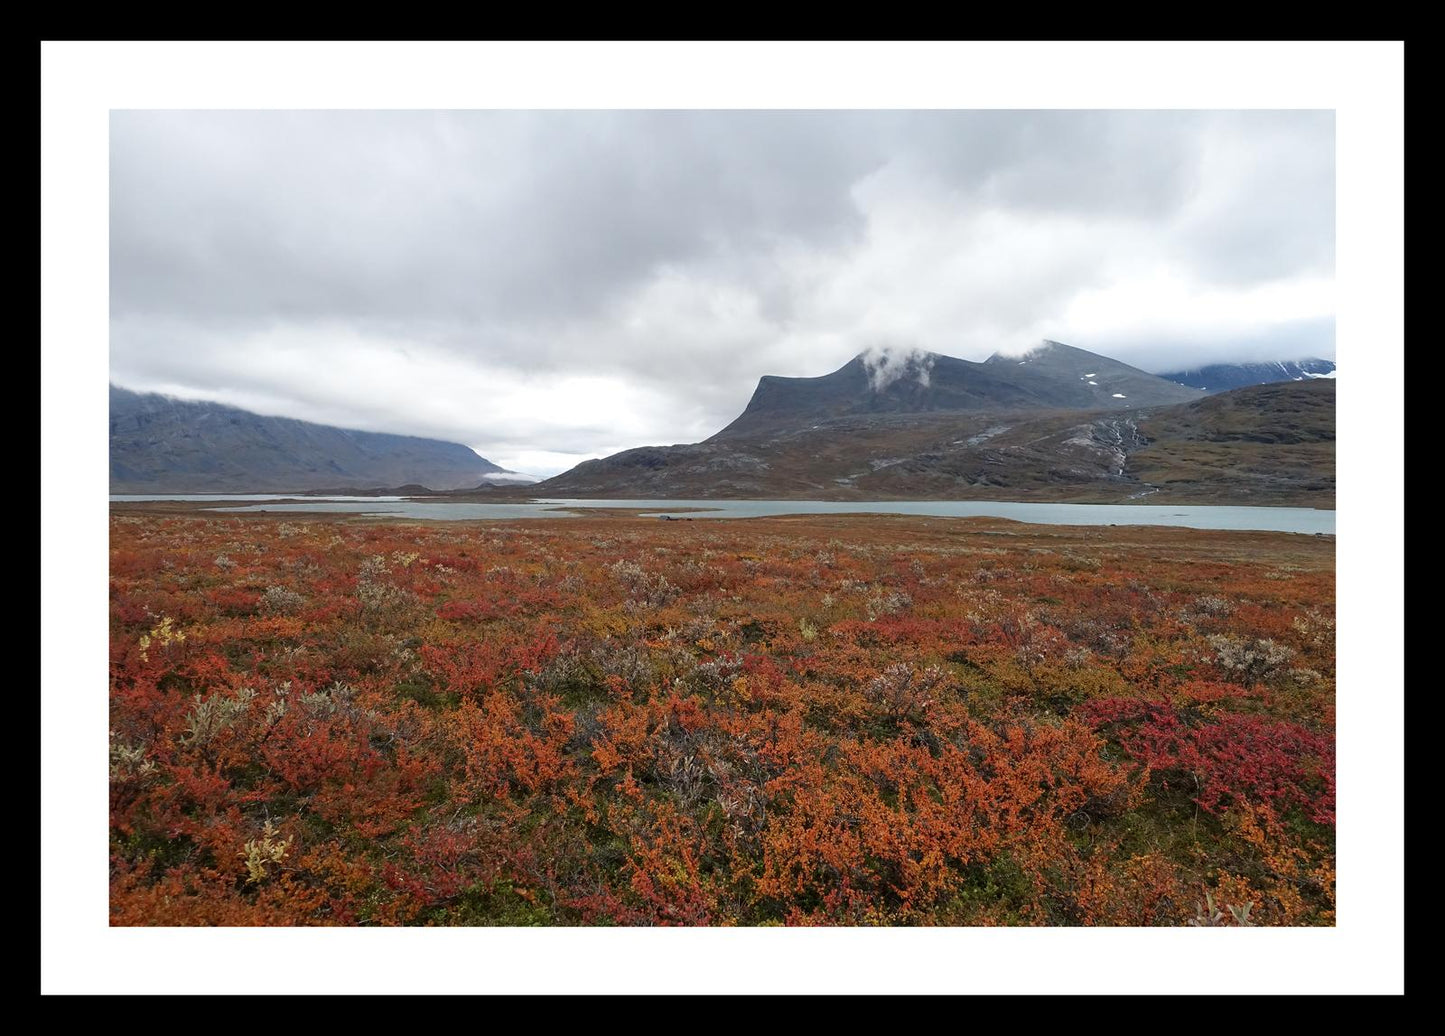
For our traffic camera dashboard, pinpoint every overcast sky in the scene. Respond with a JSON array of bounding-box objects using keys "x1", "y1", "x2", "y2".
[{"x1": 110, "y1": 110, "x2": 1334, "y2": 476}]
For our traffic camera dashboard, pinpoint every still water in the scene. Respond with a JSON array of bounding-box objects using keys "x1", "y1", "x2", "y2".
[
  {"x1": 111, "y1": 495, "x2": 1335, "y2": 534},
  {"x1": 110, "y1": 494, "x2": 409, "y2": 503}
]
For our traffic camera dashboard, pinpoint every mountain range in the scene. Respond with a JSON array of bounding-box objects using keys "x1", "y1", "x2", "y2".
[
  {"x1": 109, "y1": 386, "x2": 528, "y2": 493},
  {"x1": 532, "y1": 342, "x2": 1334, "y2": 507},
  {"x1": 110, "y1": 341, "x2": 1335, "y2": 505},
  {"x1": 1158, "y1": 358, "x2": 1336, "y2": 393}
]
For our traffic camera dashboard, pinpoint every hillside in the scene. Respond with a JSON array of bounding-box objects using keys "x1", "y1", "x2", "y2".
[
  {"x1": 110, "y1": 386, "x2": 513, "y2": 493},
  {"x1": 1130, "y1": 379, "x2": 1335, "y2": 506}
]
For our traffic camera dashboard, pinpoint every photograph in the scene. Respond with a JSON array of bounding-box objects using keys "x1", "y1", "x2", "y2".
[{"x1": 42, "y1": 40, "x2": 1404, "y2": 995}]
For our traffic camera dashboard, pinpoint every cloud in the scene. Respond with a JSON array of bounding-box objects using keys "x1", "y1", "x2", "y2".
[
  {"x1": 110, "y1": 110, "x2": 1335, "y2": 474},
  {"x1": 860, "y1": 345, "x2": 935, "y2": 391}
]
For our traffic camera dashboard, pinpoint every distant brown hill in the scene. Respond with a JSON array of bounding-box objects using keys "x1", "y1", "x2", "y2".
[{"x1": 1129, "y1": 379, "x2": 1335, "y2": 505}]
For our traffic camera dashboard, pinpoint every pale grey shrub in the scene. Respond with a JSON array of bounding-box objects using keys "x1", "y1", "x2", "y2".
[{"x1": 260, "y1": 585, "x2": 305, "y2": 614}]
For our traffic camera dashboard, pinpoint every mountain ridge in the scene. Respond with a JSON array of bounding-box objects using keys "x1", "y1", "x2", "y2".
[
  {"x1": 1158, "y1": 357, "x2": 1336, "y2": 393},
  {"x1": 711, "y1": 340, "x2": 1201, "y2": 441},
  {"x1": 110, "y1": 385, "x2": 520, "y2": 493}
]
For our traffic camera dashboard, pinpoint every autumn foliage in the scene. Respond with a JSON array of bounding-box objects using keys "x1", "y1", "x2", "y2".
[{"x1": 109, "y1": 511, "x2": 1335, "y2": 925}]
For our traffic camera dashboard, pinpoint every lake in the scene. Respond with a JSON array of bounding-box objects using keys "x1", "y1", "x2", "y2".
[
  {"x1": 109, "y1": 494, "x2": 409, "y2": 503},
  {"x1": 110, "y1": 495, "x2": 1336, "y2": 534}
]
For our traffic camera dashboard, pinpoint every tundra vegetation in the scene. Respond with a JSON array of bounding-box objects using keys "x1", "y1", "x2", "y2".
[{"x1": 109, "y1": 512, "x2": 1334, "y2": 926}]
